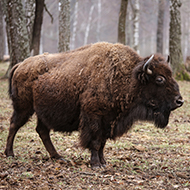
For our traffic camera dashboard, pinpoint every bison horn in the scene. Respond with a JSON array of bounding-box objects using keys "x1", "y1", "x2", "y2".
[
  {"x1": 165, "y1": 55, "x2": 171, "y2": 68},
  {"x1": 166, "y1": 55, "x2": 170, "y2": 63},
  {"x1": 143, "y1": 54, "x2": 154, "y2": 75}
]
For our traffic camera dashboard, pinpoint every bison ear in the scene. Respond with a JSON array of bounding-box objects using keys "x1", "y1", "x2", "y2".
[
  {"x1": 143, "y1": 55, "x2": 154, "y2": 75},
  {"x1": 137, "y1": 72, "x2": 150, "y2": 84},
  {"x1": 133, "y1": 65, "x2": 149, "y2": 84}
]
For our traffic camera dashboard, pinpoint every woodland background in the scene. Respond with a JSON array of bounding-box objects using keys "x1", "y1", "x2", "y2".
[{"x1": 0, "y1": 1, "x2": 190, "y2": 189}]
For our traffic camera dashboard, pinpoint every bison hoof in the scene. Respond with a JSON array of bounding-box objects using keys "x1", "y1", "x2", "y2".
[
  {"x1": 51, "y1": 156, "x2": 68, "y2": 163},
  {"x1": 50, "y1": 154, "x2": 62, "y2": 159},
  {"x1": 91, "y1": 163, "x2": 107, "y2": 170},
  {"x1": 91, "y1": 165, "x2": 101, "y2": 170},
  {"x1": 101, "y1": 164, "x2": 107, "y2": 168},
  {"x1": 58, "y1": 157, "x2": 68, "y2": 163},
  {"x1": 4, "y1": 150, "x2": 14, "y2": 157},
  {"x1": 58, "y1": 159, "x2": 68, "y2": 165}
]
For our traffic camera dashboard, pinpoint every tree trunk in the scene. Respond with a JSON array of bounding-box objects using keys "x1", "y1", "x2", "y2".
[
  {"x1": 96, "y1": 0, "x2": 101, "y2": 42},
  {"x1": 0, "y1": 1, "x2": 5, "y2": 61},
  {"x1": 2, "y1": 0, "x2": 30, "y2": 76},
  {"x1": 118, "y1": 0, "x2": 128, "y2": 45},
  {"x1": 24, "y1": 0, "x2": 35, "y2": 50},
  {"x1": 182, "y1": 11, "x2": 190, "y2": 60},
  {"x1": 31, "y1": 0, "x2": 44, "y2": 55},
  {"x1": 71, "y1": 0, "x2": 78, "y2": 50},
  {"x1": 84, "y1": 4, "x2": 94, "y2": 45},
  {"x1": 59, "y1": 0, "x2": 70, "y2": 52},
  {"x1": 169, "y1": 0, "x2": 190, "y2": 80},
  {"x1": 156, "y1": 0, "x2": 165, "y2": 54},
  {"x1": 126, "y1": 3, "x2": 132, "y2": 47},
  {"x1": 169, "y1": 0, "x2": 183, "y2": 75},
  {"x1": 133, "y1": 0, "x2": 139, "y2": 53}
]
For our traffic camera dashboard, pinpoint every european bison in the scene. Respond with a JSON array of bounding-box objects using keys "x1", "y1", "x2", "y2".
[{"x1": 5, "y1": 42, "x2": 183, "y2": 168}]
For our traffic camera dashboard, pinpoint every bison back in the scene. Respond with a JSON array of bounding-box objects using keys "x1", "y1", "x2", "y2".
[{"x1": 33, "y1": 42, "x2": 141, "y2": 132}]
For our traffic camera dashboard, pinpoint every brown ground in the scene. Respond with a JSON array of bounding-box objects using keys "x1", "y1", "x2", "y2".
[{"x1": 0, "y1": 62, "x2": 190, "y2": 190}]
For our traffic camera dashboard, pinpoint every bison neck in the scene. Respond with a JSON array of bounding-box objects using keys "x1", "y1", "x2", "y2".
[{"x1": 112, "y1": 103, "x2": 156, "y2": 139}]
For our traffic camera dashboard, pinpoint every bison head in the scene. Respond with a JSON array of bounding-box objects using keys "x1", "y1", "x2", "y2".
[{"x1": 130, "y1": 54, "x2": 184, "y2": 129}]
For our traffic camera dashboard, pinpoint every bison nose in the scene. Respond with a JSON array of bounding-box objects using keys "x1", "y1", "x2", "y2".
[{"x1": 175, "y1": 96, "x2": 184, "y2": 108}]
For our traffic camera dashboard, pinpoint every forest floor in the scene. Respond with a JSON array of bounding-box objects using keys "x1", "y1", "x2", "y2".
[{"x1": 0, "y1": 62, "x2": 190, "y2": 190}]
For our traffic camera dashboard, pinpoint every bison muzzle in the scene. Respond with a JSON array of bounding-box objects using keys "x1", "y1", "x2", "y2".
[{"x1": 5, "y1": 42, "x2": 183, "y2": 168}]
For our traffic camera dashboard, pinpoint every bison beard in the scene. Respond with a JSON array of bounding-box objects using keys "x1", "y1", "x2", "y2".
[
  {"x1": 113, "y1": 104, "x2": 170, "y2": 139},
  {"x1": 5, "y1": 42, "x2": 183, "y2": 168}
]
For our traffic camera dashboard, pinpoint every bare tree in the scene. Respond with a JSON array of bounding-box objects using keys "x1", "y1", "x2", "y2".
[
  {"x1": 181, "y1": 0, "x2": 190, "y2": 59},
  {"x1": 126, "y1": 1, "x2": 133, "y2": 47},
  {"x1": 24, "y1": 0, "x2": 35, "y2": 51},
  {"x1": 96, "y1": 0, "x2": 101, "y2": 42},
  {"x1": 84, "y1": 4, "x2": 94, "y2": 45},
  {"x1": 2, "y1": 0, "x2": 30, "y2": 76},
  {"x1": 0, "y1": 1, "x2": 5, "y2": 61},
  {"x1": 59, "y1": 0, "x2": 70, "y2": 52},
  {"x1": 31, "y1": 0, "x2": 45, "y2": 55},
  {"x1": 169, "y1": 0, "x2": 183, "y2": 74},
  {"x1": 132, "y1": 0, "x2": 139, "y2": 53},
  {"x1": 156, "y1": 0, "x2": 165, "y2": 54},
  {"x1": 71, "y1": 0, "x2": 78, "y2": 50},
  {"x1": 169, "y1": 0, "x2": 190, "y2": 80},
  {"x1": 118, "y1": 0, "x2": 128, "y2": 44}
]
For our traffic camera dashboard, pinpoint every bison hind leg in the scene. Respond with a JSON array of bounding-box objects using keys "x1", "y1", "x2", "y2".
[
  {"x1": 36, "y1": 118, "x2": 62, "y2": 159},
  {"x1": 5, "y1": 109, "x2": 34, "y2": 157}
]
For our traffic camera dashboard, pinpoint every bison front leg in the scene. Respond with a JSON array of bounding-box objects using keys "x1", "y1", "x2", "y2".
[
  {"x1": 80, "y1": 112, "x2": 106, "y2": 168},
  {"x1": 36, "y1": 119, "x2": 61, "y2": 159},
  {"x1": 90, "y1": 139, "x2": 102, "y2": 168},
  {"x1": 80, "y1": 127, "x2": 104, "y2": 167},
  {"x1": 98, "y1": 139, "x2": 106, "y2": 166},
  {"x1": 90, "y1": 139, "x2": 107, "y2": 168}
]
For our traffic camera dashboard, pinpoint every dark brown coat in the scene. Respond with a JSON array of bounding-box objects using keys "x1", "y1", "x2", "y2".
[{"x1": 5, "y1": 42, "x2": 183, "y2": 168}]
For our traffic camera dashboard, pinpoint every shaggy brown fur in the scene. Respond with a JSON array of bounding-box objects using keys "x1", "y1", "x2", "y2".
[
  {"x1": 9, "y1": 44, "x2": 91, "y2": 101},
  {"x1": 5, "y1": 42, "x2": 183, "y2": 168}
]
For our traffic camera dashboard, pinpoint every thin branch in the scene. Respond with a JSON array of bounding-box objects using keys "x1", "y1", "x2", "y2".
[{"x1": 44, "y1": 3, "x2": 53, "y2": 24}]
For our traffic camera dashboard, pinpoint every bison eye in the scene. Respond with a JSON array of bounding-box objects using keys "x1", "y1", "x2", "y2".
[{"x1": 156, "y1": 76, "x2": 165, "y2": 85}]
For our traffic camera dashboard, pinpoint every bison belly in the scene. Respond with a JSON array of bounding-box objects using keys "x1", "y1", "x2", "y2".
[{"x1": 33, "y1": 77, "x2": 80, "y2": 133}]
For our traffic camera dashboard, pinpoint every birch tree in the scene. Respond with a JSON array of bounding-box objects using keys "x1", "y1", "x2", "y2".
[
  {"x1": 126, "y1": 3, "x2": 133, "y2": 47},
  {"x1": 84, "y1": 4, "x2": 94, "y2": 45},
  {"x1": 71, "y1": 0, "x2": 78, "y2": 50},
  {"x1": 118, "y1": 0, "x2": 128, "y2": 45},
  {"x1": 59, "y1": 0, "x2": 70, "y2": 52},
  {"x1": 156, "y1": 0, "x2": 165, "y2": 54},
  {"x1": 132, "y1": 0, "x2": 139, "y2": 53},
  {"x1": 96, "y1": 0, "x2": 101, "y2": 42}
]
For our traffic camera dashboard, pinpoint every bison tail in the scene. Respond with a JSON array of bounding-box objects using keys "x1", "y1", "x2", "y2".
[{"x1": 8, "y1": 63, "x2": 19, "y2": 98}]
